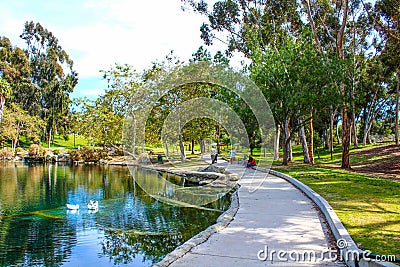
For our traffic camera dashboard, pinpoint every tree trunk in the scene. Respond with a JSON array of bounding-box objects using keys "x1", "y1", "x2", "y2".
[
  {"x1": 12, "y1": 139, "x2": 17, "y2": 154},
  {"x1": 363, "y1": 115, "x2": 375, "y2": 146},
  {"x1": 298, "y1": 117, "x2": 311, "y2": 164},
  {"x1": 273, "y1": 126, "x2": 280, "y2": 160},
  {"x1": 282, "y1": 139, "x2": 291, "y2": 166},
  {"x1": 282, "y1": 118, "x2": 291, "y2": 165},
  {"x1": 395, "y1": 72, "x2": 399, "y2": 146},
  {"x1": 336, "y1": 121, "x2": 341, "y2": 145},
  {"x1": 0, "y1": 93, "x2": 4, "y2": 126},
  {"x1": 367, "y1": 131, "x2": 371, "y2": 144},
  {"x1": 330, "y1": 110, "x2": 335, "y2": 160},
  {"x1": 191, "y1": 139, "x2": 195, "y2": 154},
  {"x1": 48, "y1": 128, "x2": 52, "y2": 149},
  {"x1": 337, "y1": 0, "x2": 350, "y2": 169},
  {"x1": 200, "y1": 140, "x2": 206, "y2": 154},
  {"x1": 132, "y1": 118, "x2": 136, "y2": 157},
  {"x1": 324, "y1": 129, "x2": 329, "y2": 149},
  {"x1": 178, "y1": 120, "x2": 185, "y2": 161},
  {"x1": 165, "y1": 141, "x2": 170, "y2": 158},
  {"x1": 284, "y1": 118, "x2": 293, "y2": 162},
  {"x1": 351, "y1": 109, "x2": 359, "y2": 148},
  {"x1": 309, "y1": 110, "x2": 315, "y2": 164},
  {"x1": 341, "y1": 104, "x2": 351, "y2": 169},
  {"x1": 362, "y1": 120, "x2": 369, "y2": 146}
]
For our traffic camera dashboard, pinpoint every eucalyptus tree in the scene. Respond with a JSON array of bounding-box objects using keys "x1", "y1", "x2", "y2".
[
  {"x1": 0, "y1": 78, "x2": 11, "y2": 126},
  {"x1": 76, "y1": 66, "x2": 142, "y2": 148},
  {"x1": 250, "y1": 32, "x2": 340, "y2": 165},
  {"x1": 20, "y1": 21, "x2": 78, "y2": 147},
  {"x1": 358, "y1": 57, "x2": 396, "y2": 145},
  {"x1": 183, "y1": 0, "x2": 367, "y2": 168},
  {"x1": 0, "y1": 36, "x2": 31, "y2": 128},
  {"x1": 367, "y1": 0, "x2": 400, "y2": 145}
]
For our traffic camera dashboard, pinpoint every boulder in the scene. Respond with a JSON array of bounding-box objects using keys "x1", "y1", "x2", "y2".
[
  {"x1": 57, "y1": 153, "x2": 70, "y2": 162},
  {"x1": 198, "y1": 165, "x2": 226, "y2": 174},
  {"x1": 227, "y1": 174, "x2": 239, "y2": 181}
]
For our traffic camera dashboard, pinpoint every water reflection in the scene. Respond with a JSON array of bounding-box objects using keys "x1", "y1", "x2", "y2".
[{"x1": 0, "y1": 162, "x2": 229, "y2": 266}]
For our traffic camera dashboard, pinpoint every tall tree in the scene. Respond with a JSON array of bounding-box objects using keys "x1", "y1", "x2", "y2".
[
  {"x1": 369, "y1": 0, "x2": 400, "y2": 145},
  {"x1": 20, "y1": 21, "x2": 78, "y2": 147},
  {"x1": 183, "y1": 0, "x2": 347, "y2": 165},
  {"x1": 0, "y1": 78, "x2": 11, "y2": 126}
]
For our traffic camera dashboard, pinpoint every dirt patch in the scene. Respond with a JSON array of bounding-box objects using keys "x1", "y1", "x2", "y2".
[{"x1": 351, "y1": 145, "x2": 400, "y2": 180}]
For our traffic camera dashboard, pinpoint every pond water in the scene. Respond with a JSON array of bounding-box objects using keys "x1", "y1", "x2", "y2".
[{"x1": 0, "y1": 163, "x2": 229, "y2": 267}]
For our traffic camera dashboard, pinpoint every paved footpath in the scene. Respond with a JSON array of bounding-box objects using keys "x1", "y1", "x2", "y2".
[{"x1": 170, "y1": 162, "x2": 345, "y2": 266}]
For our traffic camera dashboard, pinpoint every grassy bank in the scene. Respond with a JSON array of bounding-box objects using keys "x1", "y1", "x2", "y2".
[{"x1": 270, "y1": 144, "x2": 399, "y2": 258}]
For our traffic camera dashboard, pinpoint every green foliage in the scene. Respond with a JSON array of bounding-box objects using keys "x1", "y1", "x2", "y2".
[
  {"x1": 1, "y1": 22, "x2": 78, "y2": 147},
  {"x1": 15, "y1": 147, "x2": 26, "y2": 153},
  {"x1": 1, "y1": 104, "x2": 43, "y2": 151}
]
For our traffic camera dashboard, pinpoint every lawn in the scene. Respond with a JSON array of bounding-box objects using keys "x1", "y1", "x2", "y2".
[
  {"x1": 268, "y1": 143, "x2": 399, "y2": 258},
  {"x1": 47, "y1": 134, "x2": 89, "y2": 149}
]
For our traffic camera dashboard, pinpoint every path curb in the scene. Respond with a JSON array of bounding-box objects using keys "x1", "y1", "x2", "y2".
[
  {"x1": 265, "y1": 168, "x2": 398, "y2": 267},
  {"x1": 154, "y1": 188, "x2": 240, "y2": 267}
]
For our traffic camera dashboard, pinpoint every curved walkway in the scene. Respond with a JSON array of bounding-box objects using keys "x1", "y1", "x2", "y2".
[{"x1": 168, "y1": 162, "x2": 344, "y2": 266}]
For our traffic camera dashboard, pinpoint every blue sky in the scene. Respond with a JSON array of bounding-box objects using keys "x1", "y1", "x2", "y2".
[{"x1": 0, "y1": 0, "x2": 242, "y2": 99}]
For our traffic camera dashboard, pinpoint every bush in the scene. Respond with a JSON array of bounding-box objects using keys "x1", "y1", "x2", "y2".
[
  {"x1": 28, "y1": 144, "x2": 45, "y2": 157},
  {"x1": 53, "y1": 148, "x2": 62, "y2": 155},
  {"x1": 69, "y1": 147, "x2": 108, "y2": 162},
  {"x1": 81, "y1": 147, "x2": 96, "y2": 161},
  {"x1": 0, "y1": 148, "x2": 14, "y2": 160},
  {"x1": 69, "y1": 149, "x2": 83, "y2": 161},
  {"x1": 15, "y1": 147, "x2": 26, "y2": 153}
]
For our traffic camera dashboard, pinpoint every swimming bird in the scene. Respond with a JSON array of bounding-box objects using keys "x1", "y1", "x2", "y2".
[
  {"x1": 66, "y1": 203, "x2": 79, "y2": 210},
  {"x1": 87, "y1": 200, "x2": 98, "y2": 210}
]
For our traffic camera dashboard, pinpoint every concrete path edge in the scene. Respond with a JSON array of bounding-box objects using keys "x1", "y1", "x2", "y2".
[
  {"x1": 267, "y1": 169, "x2": 397, "y2": 267},
  {"x1": 153, "y1": 187, "x2": 240, "y2": 267}
]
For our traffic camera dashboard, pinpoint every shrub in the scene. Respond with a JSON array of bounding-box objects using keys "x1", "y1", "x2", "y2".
[
  {"x1": 69, "y1": 149, "x2": 83, "y2": 161},
  {"x1": 0, "y1": 148, "x2": 14, "y2": 160},
  {"x1": 28, "y1": 144, "x2": 45, "y2": 157},
  {"x1": 70, "y1": 147, "x2": 108, "y2": 162},
  {"x1": 53, "y1": 148, "x2": 62, "y2": 155},
  {"x1": 15, "y1": 147, "x2": 26, "y2": 153}
]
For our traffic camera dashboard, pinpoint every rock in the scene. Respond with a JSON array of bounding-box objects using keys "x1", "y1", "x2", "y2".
[
  {"x1": 210, "y1": 183, "x2": 228, "y2": 188},
  {"x1": 185, "y1": 171, "x2": 226, "y2": 180},
  {"x1": 228, "y1": 174, "x2": 239, "y2": 181},
  {"x1": 56, "y1": 153, "x2": 71, "y2": 162},
  {"x1": 199, "y1": 165, "x2": 226, "y2": 174},
  {"x1": 46, "y1": 154, "x2": 55, "y2": 162},
  {"x1": 199, "y1": 179, "x2": 214, "y2": 185}
]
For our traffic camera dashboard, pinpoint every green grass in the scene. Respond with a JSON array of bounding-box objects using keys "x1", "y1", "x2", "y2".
[
  {"x1": 12, "y1": 134, "x2": 89, "y2": 151},
  {"x1": 46, "y1": 134, "x2": 88, "y2": 149},
  {"x1": 269, "y1": 144, "x2": 400, "y2": 258}
]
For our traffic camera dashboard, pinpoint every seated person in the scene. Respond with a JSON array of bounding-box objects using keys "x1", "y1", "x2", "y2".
[{"x1": 245, "y1": 156, "x2": 257, "y2": 169}]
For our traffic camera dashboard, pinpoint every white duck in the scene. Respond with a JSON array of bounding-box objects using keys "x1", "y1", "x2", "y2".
[
  {"x1": 66, "y1": 203, "x2": 79, "y2": 210},
  {"x1": 87, "y1": 200, "x2": 98, "y2": 210}
]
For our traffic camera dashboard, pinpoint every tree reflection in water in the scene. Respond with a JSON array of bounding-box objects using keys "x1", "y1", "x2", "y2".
[
  {"x1": 0, "y1": 162, "x2": 230, "y2": 266},
  {"x1": 102, "y1": 230, "x2": 182, "y2": 265}
]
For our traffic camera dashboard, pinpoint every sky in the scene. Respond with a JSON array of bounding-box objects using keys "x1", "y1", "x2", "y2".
[{"x1": 0, "y1": 0, "x2": 243, "y2": 99}]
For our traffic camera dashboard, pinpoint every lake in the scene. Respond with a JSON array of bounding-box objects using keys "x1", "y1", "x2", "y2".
[{"x1": 0, "y1": 162, "x2": 229, "y2": 267}]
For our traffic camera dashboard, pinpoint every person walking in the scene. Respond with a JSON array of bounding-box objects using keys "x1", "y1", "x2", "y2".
[
  {"x1": 229, "y1": 148, "x2": 236, "y2": 164},
  {"x1": 210, "y1": 147, "x2": 218, "y2": 164}
]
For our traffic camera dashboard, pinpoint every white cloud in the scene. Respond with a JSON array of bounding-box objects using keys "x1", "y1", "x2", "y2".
[
  {"x1": 0, "y1": 0, "x2": 246, "y2": 97},
  {"x1": 59, "y1": 0, "x2": 217, "y2": 77}
]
